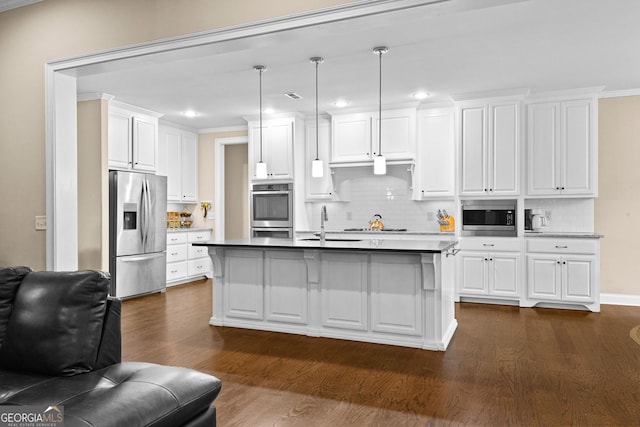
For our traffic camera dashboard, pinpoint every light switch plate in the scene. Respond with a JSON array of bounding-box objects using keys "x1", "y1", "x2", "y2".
[{"x1": 35, "y1": 215, "x2": 46, "y2": 230}]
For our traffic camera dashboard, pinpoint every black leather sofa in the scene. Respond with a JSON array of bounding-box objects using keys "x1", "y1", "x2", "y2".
[{"x1": 0, "y1": 267, "x2": 222, "y2": 426}]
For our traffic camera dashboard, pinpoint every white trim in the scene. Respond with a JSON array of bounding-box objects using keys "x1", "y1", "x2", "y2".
[
  {"x1": 599, "y1": 89, "x2": 640, "y2": 99},
  {"x1": 199, "y1": 125, "x2": 248, "y2": 134},
  {"x1": 76, "y1": 92, "x2": 114, "y2": 102},
  {"x1": 600, "y1": 293, "x2": 640, "y2": 307},
  {"x1": 214, "y1": 136, "x2": 249, "y2": 241},
  {"x1": 0, "y1": 0, "x2": 43, "y2": 13},
  {"x1": 524, "y1": 86, "x2": 605, "y2": 102}
]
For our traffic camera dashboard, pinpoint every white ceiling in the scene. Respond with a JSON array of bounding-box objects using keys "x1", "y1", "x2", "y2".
[{"x1": 73, "y1": 0, "x2": 640, "y2": 130}]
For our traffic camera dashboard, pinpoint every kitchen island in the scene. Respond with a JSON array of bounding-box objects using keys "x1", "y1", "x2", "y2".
[{"x1": 194, "y1": 237, "x2": 459, "y2": 351}]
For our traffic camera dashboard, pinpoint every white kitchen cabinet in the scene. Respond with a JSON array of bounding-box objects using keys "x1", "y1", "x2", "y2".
[
  {"x1": 224, "y1": 249, "x2": 264, "y2": 320},
  {"x1": 166, "y1": 229, "x2": 212, "y2": 286},
  {"x1": 264, "y1": 250, "x2": 308, "y2": 325},
  {"x1": 320, "y1": 252, "x2": 368, "y2": 331},
  {"x1": 415, "y1": 108, "x2": 455, "y2": 199},
  {"x1": 460, "y1": 100, "x2": 520, "y2": 196},
  {"x1": 457, "y1": 238, "x2": 522, "y2": 301},
  {"x1": 527, "y1": 98, "x2": 597, "y2": 196},
  {"x1": 305, "y1": 119, "x2": 334, "y2": 200},
  {"x1": 524, "y1": 237, "x2": 599, "y2": 311},
  {"x1": 370, "y1": 254, "x2": 423, "y2": 336},
  {"x1": 108, "y1": 102, "x2": 161, "y2": 172},
  {"x1": 159, "y1": 124, "x2": 198, "y2": 203},
  {"x1": 249, "y1": 117, "x2": 296, "y2": 180},
  {"x1": 330, "y1": 108, "x2": 416, "y2": 164}
]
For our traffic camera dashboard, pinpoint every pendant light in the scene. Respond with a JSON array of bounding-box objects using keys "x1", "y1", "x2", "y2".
[
  {"x1": 310, "y1": 56, "x2": 324, "y2": 178},
  {"x1": 373, "y1": 46, "x2": 388, "y2": 175},
  {"x1": 254, "y1": 65, "x2": 268, "y2": 179}
]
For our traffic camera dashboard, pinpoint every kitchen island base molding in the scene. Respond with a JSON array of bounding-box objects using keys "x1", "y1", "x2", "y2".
[{"x1": 205, "y1": 243, "x2": 457, "y2": 351}]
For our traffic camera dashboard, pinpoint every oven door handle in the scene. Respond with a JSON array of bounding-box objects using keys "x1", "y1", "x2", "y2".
[{"x1": 252, "y1": 190, "x2": 291, "y2": 195}]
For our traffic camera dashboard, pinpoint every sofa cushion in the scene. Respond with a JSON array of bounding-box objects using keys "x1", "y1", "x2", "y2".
[
  {"x1": 0, "y1": 266, "x2": 31, "y2": 350},
  {"x1": 0, "y1": 362, "x2": 222, "y2": 427},
  {"x1": 0, "y1": 270, "x2": 110, "y2": 376}
]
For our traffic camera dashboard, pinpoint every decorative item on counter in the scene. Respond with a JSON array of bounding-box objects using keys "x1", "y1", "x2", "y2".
[
  {"x1": 167, "y1": 211, "x2": 180, "y2": 229},
  {"x1": 437, "y1": 209, "x2": 455, "y2": 232},
  {"x1": 200, "y1": 201, "x2": 211, "y2": 219},
  {"x1": 368, "y1": 214, "x2": 385, "y2": 231},
  {"x1": 180, "y1": 209, "x2": 193, "y2": 228}
]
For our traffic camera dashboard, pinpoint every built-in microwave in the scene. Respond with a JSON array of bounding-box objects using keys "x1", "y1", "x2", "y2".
[
  {"x1": 250, "y1": 183, "x2": 293, "y2": 229},
  {"x1": 461, "y1": 199, "x2": 517, "y2": 237}
]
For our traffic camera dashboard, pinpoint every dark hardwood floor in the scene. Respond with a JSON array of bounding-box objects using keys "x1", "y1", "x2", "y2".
[{"x1": 122, "y1": 279, "x2": 640, "y2": 426}]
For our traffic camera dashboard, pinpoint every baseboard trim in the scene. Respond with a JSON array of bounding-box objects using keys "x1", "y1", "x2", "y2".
[{"x1": 601, "y1": 293, "x2": 640, "y2": 307}]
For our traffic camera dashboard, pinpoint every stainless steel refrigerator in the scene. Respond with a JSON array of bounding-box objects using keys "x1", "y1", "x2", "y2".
[{"x1": 109, "y1": 170, "x2": 167, "y2": 298}]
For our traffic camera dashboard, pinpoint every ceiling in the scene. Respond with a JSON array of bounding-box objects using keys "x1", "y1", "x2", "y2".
[{"x1": 73, "y1": 0, "x2": 640, "y2": 130}]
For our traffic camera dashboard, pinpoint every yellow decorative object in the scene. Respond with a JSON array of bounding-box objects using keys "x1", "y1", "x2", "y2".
[
  {"x1": 200, "y1": 201, "x2": 211, "y2": 218},
  {"x1": 440, "y1": 215, "x2": 455, "y2": 232}
]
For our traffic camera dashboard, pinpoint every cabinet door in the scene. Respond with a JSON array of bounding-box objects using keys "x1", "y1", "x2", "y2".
[
  {"x1": 163, "y1": 128, "x2": 182, "y2": 201},
  {"x1": 306, "y1": 121, "x2": 333, "y2": 199},
  {"x1": 460, "y1": 106, "x2": 487, "y2": 195},
  {"x1": 224, "y1": 250, "x2": 264, "y2": 320},
  {"x1": 108, "y1": 111, "x2": 132, "y2": 170},
  {"x1": 562, "y1": 256, "x2": 595, "y2": 302},
  {"x1": 561, "y1": 100, "x2": 594, "y2": 195},
  {"x1": 527, "y1": 255, "x2": 561, "y2": 300},
  {"x1": 181, "y1": 131, "x2": 198, "y2": 202},
  {"x1": 490, "y1": 102, "x2": 519, "y2": 195},
  {"x1": 320, "y1": 252, "x2": 368, "y2": 331},
  {"x1": 370, "y1": 254, "x2": 422, "y2": 336},
  {"x1": 264, "y1": 251, "x2": 308, "y2": 325},
  {"x1": 417, "y1": 109, "x2": 454, "y2": 198},
  {"x1": 331, "y1": 113, "x2": 371, "y2": 162},
  {"x1": 458, "y1": 252, "x2": 488, "y2": 295},
  {"x1": 132, "y1": 116, "x2": 157, "y2": 172},
  {"x1": 489, "y1": 252, "x2": 520, "y2": 297},
  {"x1": 266, "y1": 122, "x2": 293, "y2": 179},
  {"x1": 373, "y1": 109, "x2": 415, "y2": 160},
  {"x1": 527, "y1": 103, "x2": 560, "y2": 195}
]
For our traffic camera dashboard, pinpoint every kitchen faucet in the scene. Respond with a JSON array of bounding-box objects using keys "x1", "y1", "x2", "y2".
[{"x1": 320, "y1": 205, "x2": 328, "y2": 243}]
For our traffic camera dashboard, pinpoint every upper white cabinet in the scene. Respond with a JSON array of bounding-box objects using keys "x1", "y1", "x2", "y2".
[
  {"x1": 459, "y1": 100, "x2": 520, "y2": 196},
  {"x1": 330, "y1": 108, "x2": 416, "y2": 164},
  {"x1": 415, "y1": 107, "x2": 455, "y2": 199},
  {"x1": 526, "y1": 98, "x2": 597, "y2": 196},
  {"x1": 108, "y1": 101, "x2": 162, "y2": 172},
  {"x1": 248, "y1": 116, "x2": 298, "y2": 180},
  {"x1": 305, "y1": 119, "x2": 334, "y2": 200},
  {"x1": 158, "y1": 124, "x2": 198, "y2": 203}
]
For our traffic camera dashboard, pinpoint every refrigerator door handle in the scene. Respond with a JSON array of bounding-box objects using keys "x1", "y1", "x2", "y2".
[
  {"x1": 142, "y1": 178, "x2": 151, "y2": 250},
  {"x1": 119, "y1": 253, "x2": 164, "y2": 263}
]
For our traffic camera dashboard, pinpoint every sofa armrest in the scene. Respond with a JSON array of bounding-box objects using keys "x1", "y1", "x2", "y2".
[{"x1": 95, "y1": 297, "x2": 122, "y2": 369}]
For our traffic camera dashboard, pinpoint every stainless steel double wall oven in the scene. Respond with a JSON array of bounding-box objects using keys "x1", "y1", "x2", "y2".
[{"x1": 250, "y1": 182, "x2": 293, "y2": 238}]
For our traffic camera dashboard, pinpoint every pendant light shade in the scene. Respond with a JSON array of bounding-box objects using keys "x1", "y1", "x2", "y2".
[
  {"x1": 254, "y1": 65, "x2": 268, "y2": 179},
  {"x1": 310, "y1": 56, "x2": 324, "y2": 178},
  {"x1": 373, "y1": 46, "x2": 388, "y2": 175}
]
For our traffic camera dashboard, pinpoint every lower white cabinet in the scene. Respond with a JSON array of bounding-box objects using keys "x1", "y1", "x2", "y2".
[
  {"x1": 265, "y1": 251, "x2": 308, "y2": 324},
  {"x1": 224, "y1": 249, "x2": 264, "y2": 320},
  {"x1": 166, "y1": 229, "x2": 212, "y2": 286},
  {"x1": 524, "y1": 237, "x2": 599, "y2": 311},
  {"x1": 457, "y1": 238, "x2": 522, "y2": 301}
]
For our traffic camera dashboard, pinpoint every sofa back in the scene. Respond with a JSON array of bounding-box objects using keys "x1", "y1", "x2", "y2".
[{"x1": 0, "y1": 268, "x2": 121, "y2": 376}]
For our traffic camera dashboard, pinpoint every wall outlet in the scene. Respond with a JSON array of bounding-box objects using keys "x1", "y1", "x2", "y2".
[{"x1": 35, "y1": 215, "x2": 46, "y2": 231}]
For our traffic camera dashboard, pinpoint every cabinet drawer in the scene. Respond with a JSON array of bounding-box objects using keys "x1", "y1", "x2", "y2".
[
  {"x1": 167, "y1": 232, "x2": 188, "y2": 245},
  {"x1": 167, "y1": 244, "x2": 188, "y2": 262},
  {"x1": 188, "y1": 258, "x2": 211, "y2": 276},
  {"x1": 526, "y1": 239, "x2": 597, "y2": 254},
  {"x1": 459, "y1": 238, "x2": 523, "y2": 252},
  {"x1": 188, "y1": 231, "x2": 211, "y2": 243},
  {"x1": 188, "y1": 245, "x2": 209, "y2": 259},
  {"x1": 166, "y1": 261, "x2": 187, "y2": 281}
]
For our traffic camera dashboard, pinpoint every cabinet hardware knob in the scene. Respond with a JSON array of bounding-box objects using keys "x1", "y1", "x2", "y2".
[
  {"x1": 561, "y1": 187, "x2": 565, "y2": 190},
  {"x1": 557, "y1": 261, "x2": 561, "y2": 264},
  {"x1": 555, "y1": 245, "x2": 568, "y2": 249},
  {"x1": 489, "y1": 188, "x2": 493, "y2": 192},
  {"x1": 489, "y1": 258, "x2": 493, "y2": 261},
  {"x1": 483, "y1": 243, "x2": 494, "y2": 247},
  {"x1": 563, "y1": 261, "x2": 566, "y2": 265},
  {"x1": 484, "y1": 258, "x2": 488, "y2": 261},
  {"x1": 556, "y1": 187, "x2": 560, "y2": 190}
]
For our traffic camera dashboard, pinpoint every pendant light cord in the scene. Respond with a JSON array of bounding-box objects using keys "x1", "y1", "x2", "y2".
[
  {"x1": 259, "y1": 67, "x2": 263, "y2": 163},
  {"x1": 315, "y1": 60, "x2": 319, "y2": 160},
  {"x1": 378, "y1": 49, "x2": 382, "y2": 157}
]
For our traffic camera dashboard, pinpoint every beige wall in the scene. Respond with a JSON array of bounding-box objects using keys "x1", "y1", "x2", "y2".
[
  {"x1": 596, "y1": 97, "x2": 640, "y2": 295},
  {"x1": 224, "y1": 144, "x2": 249, "y2": 239},
  {"x1": 0, "y1": 0, "x2": 355, "y2": 269}
]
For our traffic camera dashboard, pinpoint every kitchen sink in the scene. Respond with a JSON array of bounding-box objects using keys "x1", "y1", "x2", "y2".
[{"x1": 298, "y1": 238, "x2": 362, "y2": 242}]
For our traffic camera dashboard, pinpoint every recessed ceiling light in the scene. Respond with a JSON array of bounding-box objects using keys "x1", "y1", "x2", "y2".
[
  {"x1": 183, "y1": 110, "x2": 200, "y2": 117},
  {"x1": 264, "y1": 108, "x2": 275, "y2": 114},
  {"x1": 284, "y1": 92, "x2": 303, "y2": 100},
  {"x1": 412, "y1": 91, "x2": 431, "y2": 100},
  {"x1": 334, "y1": 100, "x2": 349, "y2": 108}
]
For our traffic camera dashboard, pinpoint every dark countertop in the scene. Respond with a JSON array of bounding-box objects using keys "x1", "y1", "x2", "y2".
[
  {"x1": 194, "y1": 237, "x2": 458, "y2": 253},
  {"x1": 167, "y1": 227, "x2": 212, "y2": 233},
  {"x1": 524, "y1": 231, "x2": 603, "y2": 239},
  {"x1": 296, "y1": 229, "x2": 455, "y2": 236}
]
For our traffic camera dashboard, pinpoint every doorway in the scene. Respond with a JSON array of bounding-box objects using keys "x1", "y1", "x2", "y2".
[{"x1": 224, "y1": 144, "x2": 249, "y2": 239}]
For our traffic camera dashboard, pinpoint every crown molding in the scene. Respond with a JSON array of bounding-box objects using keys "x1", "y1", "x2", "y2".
[
  {"x1": 198, "y1": 125, "x2": 248, "y2": 135},
  {"x1": 0, "y1": 0, "x2": 43, "y2": 13},
  {"x1": 599, "y1": 88, "x2": 640, "y2": 99},
  {"x1": 76, "y1": 92, "x2": 114, "y2": 102}
]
